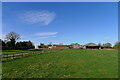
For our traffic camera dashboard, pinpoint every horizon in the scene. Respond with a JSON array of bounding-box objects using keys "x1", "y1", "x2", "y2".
[{"x1": 2, "y1": 2, "x2": 118, "y2": 47}]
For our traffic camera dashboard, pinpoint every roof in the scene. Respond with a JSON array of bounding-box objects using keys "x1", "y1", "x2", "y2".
[
  {"x1": 54, "y1": 45, "x2": 71, "y2": 47},
  {"x1": 70, "y1": 43, "x2": 80, "y2": 46},
  {"x1": 85, "y1": 43, "x2": 97, "y2": 46}
]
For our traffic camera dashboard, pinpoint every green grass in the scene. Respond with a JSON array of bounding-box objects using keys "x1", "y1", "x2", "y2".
[
  {"x1": 2, "y1": 49, "x2": 43, "y2": 54},
  {"x1": 2, "y1": 49, "x2": 118, "y2": 78}
]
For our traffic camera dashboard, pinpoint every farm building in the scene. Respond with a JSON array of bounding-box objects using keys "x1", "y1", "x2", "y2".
[
  {"x1": 48, "y1": 45, "x2": 56, "y2": 49},
  {"x1": 69, "y1": 43, "x2": 83, "y2": 49},
  {"x1": 47, "y1": 43, "x2": 102, "y2": 49},
  {"x1": 83, "y1": 43, "x2": 101, "y2": 49},
  {"x1": 53, "y1": 45, "x2": 71, "y2": 49},
  {"x1": 48, "y1": 44, "x2": 71, "y2": 49},
  {"x1": 47, "y1": 44, "x2": 56, "y2": 49}
]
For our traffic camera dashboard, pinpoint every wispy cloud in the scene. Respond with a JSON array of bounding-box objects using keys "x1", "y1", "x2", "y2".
[
  {"x1": 35, "y1": 32, "x2": 58, "y2": 36},
  {"x1": 20, "y1": 10, "x2": 56, "y2": 25},
  {"x1": 37, "y1": 36, "x2": 56, "y2": 39}
]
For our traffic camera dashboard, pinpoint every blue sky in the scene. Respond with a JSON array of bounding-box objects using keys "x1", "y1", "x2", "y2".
[{"x1": 2, "y1": 2, "x2": 118, "y2": 46}]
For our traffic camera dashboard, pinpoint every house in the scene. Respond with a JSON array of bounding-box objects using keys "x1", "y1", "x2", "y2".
[
  {"x1": 83, "y1": 43, "x2": 101, "y2": 49},
  {"x1": 69, "y1": 43, "x2": 83, "y2": 49},
  {"x1": 48, "y1": 44, "x2": 56, "y2": 49}
]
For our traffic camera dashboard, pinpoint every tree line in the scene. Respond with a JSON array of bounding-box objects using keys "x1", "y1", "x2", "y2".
[
  {"x1": 98, "y1": 42, "x2": 120, "y2": 49},
  {"x1": 1, "y1": 32, "x2": 120, "y2": 50},
  {"x1": 37, "y1": 42, "x2": 120, "y2": 49},
  {"x1": 1, "y1": 32, "x2": 35, "y2": 50}
]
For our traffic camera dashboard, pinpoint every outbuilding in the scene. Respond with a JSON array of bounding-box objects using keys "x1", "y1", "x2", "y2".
[
  {"x1": 69, "y1": 43, "x2": 83, "y2": 49},
  {"x1": 83, "y1": 43, "x2": 101, "y2": 49}
]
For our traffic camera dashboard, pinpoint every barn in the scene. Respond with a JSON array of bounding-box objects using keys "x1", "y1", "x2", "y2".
[
  {"x1": 83, "y1": 43, "x2": 101, "y2": 49},
  {"x1": 53, "y1": 45, "x2": 71, "y2": 49}
]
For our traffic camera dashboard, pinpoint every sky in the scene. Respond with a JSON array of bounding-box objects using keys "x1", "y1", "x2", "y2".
[
  {"x1": 2, "y1": 2, "x2": 118, "y2": 46},
  {"x1": 1, "y1": 0, "x2": 120, "y2": 2}
]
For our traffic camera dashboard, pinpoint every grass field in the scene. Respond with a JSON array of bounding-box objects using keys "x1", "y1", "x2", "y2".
[{"x1": 2, "y1": 49, "x2": 118, "y2": 78}]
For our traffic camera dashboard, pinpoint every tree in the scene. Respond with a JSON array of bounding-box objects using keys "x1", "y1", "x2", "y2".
[
  {"x1": 48, "y1": 42, "x2": 53, "y2": 46},
  {"x1": 38, "y1": 43, "x2": 47, "y2": 48},
  {"x1": 27, "y1": 41, "x2": 35, "y2": 49},
  {"x1": 15, "y1": 41, "x2": 35, "y2": 50},
  {"x1": 98, "y1": 43, "x2": 102, "y2": 47},
  {"x1": 0, "y1": 39, "x2": 11, "y2": 50},
  {"x1": 70, "y1": 43, "x2": 79, "y2": 45},
  {"x1": 0, "y1": 39, "x2": 2, "y2": 50},
  {"x1": 103, "y1": 43, "x2": 112, "y2": 48},
  {"x1": 2, "y1": 40, "x2": 6, "y2": 47},
  {"x1": 0, "y1": 39, "x2": 6, "y2": 46},
  {"x1": 113, "y1": 42, "x2": 120, "y2": 49},
  {"x1": 16, "y1": 42, "x2": 21, "y2": 48},
  {"x1": 5, "y1": 32, "x2": 20, "y2": 47}
]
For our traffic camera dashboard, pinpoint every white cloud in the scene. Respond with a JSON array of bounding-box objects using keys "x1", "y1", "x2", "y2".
[
  {"x1": 35, "y1": 32, "x2": 58, "y2": 36},
  {"x1": 39, "y1": 36, "x2": 56, "y2": 39},
  {"x1": 20, "y1": 10, "x2": 56, "y2": 25}
]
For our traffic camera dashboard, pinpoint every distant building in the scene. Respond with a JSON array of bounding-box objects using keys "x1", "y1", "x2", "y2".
[
  {"x1": 83, "y1": 43, "x2": 101, "y2": 49},
  {"x1": 47, "y1": 43, "x2": 102, "y2": 49},
  {"x1": 53, "y1": 45, "x2": 71, "y2": 48},
  {"x1": 48, "y1": 44, "x2": 56, "y2": 49},
  {"x1": 48, "y1": 44, "x2": 71, "y2": 49},
  {"x1": 69, "y1": 43, "x2": 83, "y2": 49}
]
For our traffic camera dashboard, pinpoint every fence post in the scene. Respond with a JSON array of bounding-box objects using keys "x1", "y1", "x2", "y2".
[
  {"x1": 29, "y1": 53, "x2": 31, "y2": 56},
  {"x1": 6, "y1": 54, "x2": 8, "y2": 61},
  {"x1": 12, "y1": 53, "x2": 14, "y2": 59},
  {"x1": 22, "y1": 53, "x2": 23, "y2": 57},
  {"x1": 2, "y1": 52, "x2": 37, "y2": 62}
]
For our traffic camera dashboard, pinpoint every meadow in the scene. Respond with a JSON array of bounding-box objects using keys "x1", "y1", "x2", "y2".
[{"x1": 2, "y1": 49, "x2": 118, "y2": 78}]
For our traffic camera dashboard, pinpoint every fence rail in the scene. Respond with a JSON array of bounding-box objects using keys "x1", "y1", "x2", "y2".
[
  {"x1": 1, "y1": 49, "x2": 63, "y2": 62},
  {"x1": 1, "y1": 51, "x2": 44, "y2": 62}
]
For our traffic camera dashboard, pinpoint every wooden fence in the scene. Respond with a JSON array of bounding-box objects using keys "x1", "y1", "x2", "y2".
[
  {"x1": 1, "y1": 51, "x2": 44, "y2": 62},
  {"x1": 1, "y1": 49, "x2": 63, "y2": 62}
]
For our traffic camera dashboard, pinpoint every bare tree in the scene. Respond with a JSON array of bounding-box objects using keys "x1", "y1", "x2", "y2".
[
  {"x1": 5, "y1": 32, "x2": 20, "y2": 47},
  {"x1": 6, "y1": 32, "x2": 20, "y2": 41}
]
